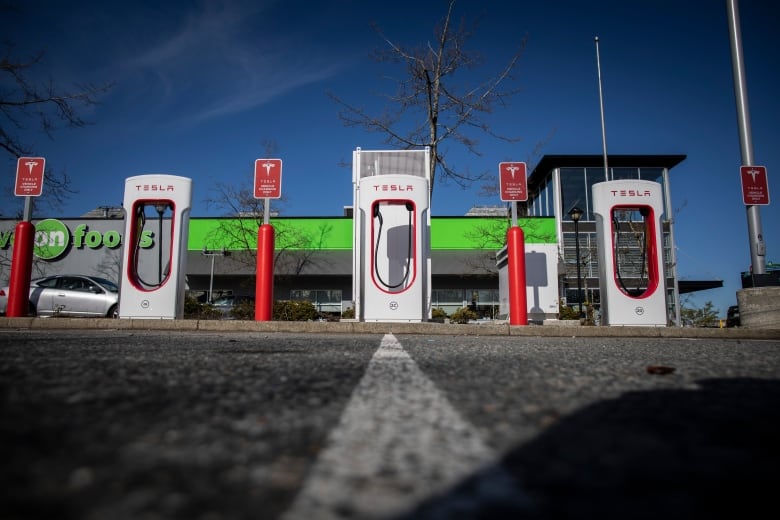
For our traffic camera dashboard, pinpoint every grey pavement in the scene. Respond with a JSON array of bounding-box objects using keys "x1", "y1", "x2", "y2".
[{"x1": 1, "y1": 321, "x2": 779, "y2": 519}]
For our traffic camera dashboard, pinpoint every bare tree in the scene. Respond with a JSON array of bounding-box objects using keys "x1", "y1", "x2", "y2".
[
  {"x1": 1, "y1": 39, "x2": 113, "y2": 215},
  {"x1": 94, "y1": 247, "x2": 123, "y2": 283},
  {"x1": 202, "y1": 140, "x2": 333, "y2": 282},
  {"x1": 330, "y1": 0, "x2": 526, "y2": 198},
  {"x1": 462, "y1": 216, "x2": 558, "y2": 274}
]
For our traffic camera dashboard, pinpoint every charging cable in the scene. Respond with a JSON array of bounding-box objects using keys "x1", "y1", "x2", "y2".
[{"x1": 373, "y1": 202, "x2": 413, "y2": 290}]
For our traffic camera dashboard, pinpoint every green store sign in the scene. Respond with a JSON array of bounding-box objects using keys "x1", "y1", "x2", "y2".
[
  {"x1": 0, "y1": 219, "x2": 153, "y2": 260},
  {"x1": 1, "y1": 216, "x2": 557, "y2": 261}
]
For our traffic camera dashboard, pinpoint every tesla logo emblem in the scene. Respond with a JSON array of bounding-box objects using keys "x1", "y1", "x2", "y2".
[
  {"x1": 389, "y1": 301, "x2": 399, "y2": 310},
  {"x1": 24, "y1": 160, "x2": 39, "y2": 173},
  {"x1": 260, "y1": 161, "x2": 276, "y2": 176},
  {"x1": 635, "y1": 306, "x2": 645, "y2": 316}
]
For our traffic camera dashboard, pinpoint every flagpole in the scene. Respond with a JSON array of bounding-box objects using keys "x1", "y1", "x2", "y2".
[{"x1": 595, "y1": 36, "x2": 610, "y2": 181}]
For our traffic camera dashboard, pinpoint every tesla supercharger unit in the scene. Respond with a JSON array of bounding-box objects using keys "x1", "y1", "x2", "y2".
[
  {"x1": 592, "y1": 179, "x2": 667, "y2": 326},
  {"x1": 352, "y1": 148, "x2": 431, "y2": 322},
  {"x1": 119, "y1": 174, "x2": 192, "y2": 319}
]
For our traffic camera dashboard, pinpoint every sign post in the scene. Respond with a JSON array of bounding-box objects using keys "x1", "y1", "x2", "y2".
[
  {"x1": 253, "y1": 159, "x2": 283, "y2": 321},
  {"x1": 7, "y1": 157, "x2": 46, "y2": 317},
  {"x1": 499, "y1": 162, "x2": 528, "y2": 326}
]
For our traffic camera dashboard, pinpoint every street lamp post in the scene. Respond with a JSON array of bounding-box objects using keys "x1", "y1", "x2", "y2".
[
  {"x1": 568, "y1": 206, "x2": 584, "y2": 318},
  {"x1": 202, "y1": 247, "x2": 226, "y2": 303}
]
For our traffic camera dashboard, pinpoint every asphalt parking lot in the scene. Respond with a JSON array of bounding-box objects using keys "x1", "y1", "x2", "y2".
[{"x1": 1, "y1": 320, "x2": 779, "y2": 519}]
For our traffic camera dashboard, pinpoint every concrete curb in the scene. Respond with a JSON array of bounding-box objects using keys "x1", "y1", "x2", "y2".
[{"x1": 1, "y1": 317, "x2": 778, "y2": 340}]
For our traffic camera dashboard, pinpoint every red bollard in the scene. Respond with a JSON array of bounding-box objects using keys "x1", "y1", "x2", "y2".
[
  {"x1": 6, "y1": 221, "x2": 35, "y2": 317},
  {"x1": 255, "y1": 224, "x2": 275, "y2": 321},
  {"x1": 507, "y1": 226, "x2": 528, "y2": 326}
]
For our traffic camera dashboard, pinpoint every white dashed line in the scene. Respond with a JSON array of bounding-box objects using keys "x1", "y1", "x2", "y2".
[{"x1": 282, "y1": 333, "x2": 504, "y2": 519}]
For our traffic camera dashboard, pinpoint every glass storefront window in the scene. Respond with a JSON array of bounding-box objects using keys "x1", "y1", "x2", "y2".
[
  {"x1": 639, "y1": 167, "x2": 663, "y2": 183},
  {"x1": 432, "y1": 289, "x2": 463, "y2": 305},
  {"x1": 611, "y1": 167, "x2": 640, "y2": 181},
  {"x1": 585, "y1": 167, "x2": 606, "y2": 220},
  {"x1": 560, "y1": 168, "x2": 586, "y2": 220},
  {"x1": 291, "y1": 289, "x2": 342, "y2": 313}
]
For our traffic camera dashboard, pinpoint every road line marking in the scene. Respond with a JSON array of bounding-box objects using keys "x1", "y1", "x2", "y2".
[{"x1": 281, "y1": 333, "x2": 505, "y2": 519}]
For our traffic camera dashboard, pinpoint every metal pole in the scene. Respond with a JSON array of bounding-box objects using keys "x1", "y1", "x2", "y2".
[
  {"x1": 726, "y1": 0, "x2": 766, "y2": 276},
  {"x1": 575, "y1": 219, "x2": 583, "y2": 317},
  {"x1": 595, "y1": 36, "x2": 610, "y2": 181},
  {"x1": 23, "y1": 196, "x2": 33, "y2": 222},
  {"x1": 208, "y1": 254, "x2": 215, "y2": 303}
]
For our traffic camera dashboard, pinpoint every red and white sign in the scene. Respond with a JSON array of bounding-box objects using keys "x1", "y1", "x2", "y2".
[
  {"x1": 499, "y1": 162, "x2": 527, "y2": 202},
  {"x1": 741, "y1": 165, "x2": 770, "y2": 205},
  {"x1": 15, "y1": 156, "x2": 46, "y2": 197},
  {"x1": 254, "y1": 158, "x2": 282, "y2": 199}
]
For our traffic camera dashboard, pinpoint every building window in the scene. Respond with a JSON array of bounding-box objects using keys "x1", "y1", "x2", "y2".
[
  {"x1": 560, "y1": 168, "x2": 586, "y2": 219},
  {"x1": 431, "y1": 289, "x2": 500, "y2": 319},
  {"x1": 584, "y1": 167, "x2": 606, "y2": 220},
  {"x1": 290, "y1": 289, "x2": 342, "y2": 314},
  {"x1": 612, "y1": 167, "x2": 640, "y2": 181}
]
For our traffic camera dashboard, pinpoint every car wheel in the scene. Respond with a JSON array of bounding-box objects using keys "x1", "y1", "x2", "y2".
[{"x1": 108, "y1": 304, "x2": 119, "y2": 319}]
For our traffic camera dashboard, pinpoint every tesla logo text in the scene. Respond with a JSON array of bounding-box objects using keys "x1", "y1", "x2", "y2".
[
  {"x1": 610, "y1": 189, "x2": 652, "y2": 197},
  {"x1": 372, "y1": 184, "x2": 414, "y2": 192},
  {"x1": 135, "y1": 184, "x2": 175, "y2": 192}
]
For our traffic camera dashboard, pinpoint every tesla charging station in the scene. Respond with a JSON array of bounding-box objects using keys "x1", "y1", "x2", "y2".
[
  {"x1": 352, "y1": 148, "x2": 431, "y2": 322},
  {"x1": 119, "y1": 174, "x2": 192, "y2": 319},
  {"x1": 592, "y1": 179, "x2": 667, "y2": 326}
]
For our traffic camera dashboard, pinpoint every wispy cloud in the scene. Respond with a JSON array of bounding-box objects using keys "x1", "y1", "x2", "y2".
[{"x1": 114, "y1": 0, "x2": 356, "y2": 126}]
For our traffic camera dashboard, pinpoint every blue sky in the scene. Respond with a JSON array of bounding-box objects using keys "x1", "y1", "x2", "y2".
[{"x1": 2, "y1": 0, "x2": 778, "y2": 317}]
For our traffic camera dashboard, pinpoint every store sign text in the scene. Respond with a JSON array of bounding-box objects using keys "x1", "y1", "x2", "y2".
[{"x1": 0, "y1": 220, "x2": 153, "y2": 260}]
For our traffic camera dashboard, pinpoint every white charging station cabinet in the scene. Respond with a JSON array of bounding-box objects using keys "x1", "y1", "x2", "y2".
[
  {"x1": 119, "y1": 174, "x2": 192, "y2": 319},
  {"x1": 352, "y1": 149, "x2": 431, "y2": 322},
  {"x1": 592, "y1": 179, "x2": 667, "y2": 326}
]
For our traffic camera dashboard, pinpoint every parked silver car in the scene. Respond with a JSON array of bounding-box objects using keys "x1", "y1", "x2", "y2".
[{"x1": 0, "y1": 275, "x2": 119, "y2": 318}]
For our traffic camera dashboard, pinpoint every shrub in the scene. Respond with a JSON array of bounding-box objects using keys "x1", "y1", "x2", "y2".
[
  {"x1": 431, "y1": 307, "x2": 448, "y2": 319},
  {"x1": 184, "y1": 296, "x2": 222, "y2": 320},
  {"x1": 341, "y1": 306, "x2": 355, "y2": 319},
  {"x1": 450, "y1": 307, "x2": 477, "y2": 324},
  {"x1": 230, "y1": 299, "x2": 255, "y2": 320},
  {"x1": 273, "y1": 300, "x2": 317, "y2": 321},
  {"x1": 558, "y1": 300, "x2": 580, "y2": 320}
]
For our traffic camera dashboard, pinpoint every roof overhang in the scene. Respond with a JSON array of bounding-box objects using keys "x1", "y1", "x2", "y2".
[
  {"x1": 528, "y1": 154, "x2": 687, "y2": 188},
  {"x1": 678, "y1": 280, "x2": 724, "y2": 294}
]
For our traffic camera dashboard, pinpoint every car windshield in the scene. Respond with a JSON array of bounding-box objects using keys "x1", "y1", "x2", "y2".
[{"x1": 212, "y1": 297, "x2": 234, "y2": 306}]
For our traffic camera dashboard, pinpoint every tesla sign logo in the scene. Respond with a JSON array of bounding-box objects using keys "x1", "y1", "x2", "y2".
[
  {"x1": 254, "y1": 158, "x2": 283, "y2": 199},
  {"x1": 499, "y1": 162, "x2": 527, "y2": 202},
  {"x1": 15, "y1": 156, "x2": 45, "y2": 196},
  {"x1": 740, "y1": 166, "x2": 770, "y2": 205}
]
